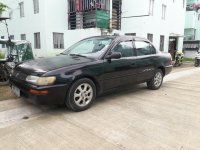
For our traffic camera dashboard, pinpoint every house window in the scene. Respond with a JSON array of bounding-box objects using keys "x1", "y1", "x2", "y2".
[
  {"x1": 160, "y1": 35, "x2": 165, "y2": 51},
  {"x1": 149, "y1": 0, "x2": 154, "y2": 15},
  {"x1": 53, "y1": 33, "x2": 64, "y2": 49},
  {"x1": 112, "y1": 0, "x2": 122, "y2": 30},
  {"x1": 19, "y1": 2, "x2": 25, "y2": 17},
  {"x1": 10, "y1": 35, "x2": 14, "y2": 40},
  {"x1": 125, "y1": 33, "x2": 136, "y2": 36},
  {"x1": 34, "y1": 32, "x2": 41, "y2": 49},
  {"x1": 21, "y1": 34, "x2": 26, "y2": 40},
  {"x1": 1, "y1": 36, "x2": 5, "y2": 48},
  {"x1": 162, "y1": 4, "x2": 166, "y2": 19},
  {"x1": 33, "y1": 0, "x2": 39, "y2": 14},
  {"x1": 147, "y1": 33, "x2": 153, "y2": 42}
]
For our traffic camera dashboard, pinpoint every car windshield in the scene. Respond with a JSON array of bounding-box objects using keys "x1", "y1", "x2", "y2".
[{"x1": 61, "y1": 37, "x2": 113, "y2": 58}]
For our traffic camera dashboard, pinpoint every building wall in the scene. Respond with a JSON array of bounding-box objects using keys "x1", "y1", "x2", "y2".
[
  {"x1": 0, "y1": 0, "x2": 185, "y2": 57},
  {"x1": 185, "y1": 0, "x2": 200, "y2": 40},
  {"x1": 0, "y1": 0, "x2": 102, "y2": 57},
  {"x1": 121, "y1": 0, "x2": 185, "y2": 52}
]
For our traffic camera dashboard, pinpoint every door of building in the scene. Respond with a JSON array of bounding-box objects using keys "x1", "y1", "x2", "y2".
[{"x1": 168, "y1": 37, "x2": 177, "y2": 60}]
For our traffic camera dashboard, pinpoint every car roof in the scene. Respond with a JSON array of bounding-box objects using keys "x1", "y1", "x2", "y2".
[{"x1": 85, "y1": 35, "x2": 151, "y2": 43}]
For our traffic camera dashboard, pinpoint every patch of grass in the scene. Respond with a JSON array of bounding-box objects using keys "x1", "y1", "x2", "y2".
[{"x1": 183, "y1": 57, "x2": 194, "y2": 62}]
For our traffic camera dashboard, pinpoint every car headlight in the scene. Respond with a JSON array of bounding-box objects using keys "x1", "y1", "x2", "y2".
[{"x1": 26, "y1": 75, "x2": 56, "y2": 86}]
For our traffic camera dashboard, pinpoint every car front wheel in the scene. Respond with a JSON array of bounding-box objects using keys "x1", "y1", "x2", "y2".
[
  {"x1": 65, "y1": 78, "x2": 96, "y2": 111},
  {"x1": 147, "y1": 69, "x2": 163, "y2": 90}
]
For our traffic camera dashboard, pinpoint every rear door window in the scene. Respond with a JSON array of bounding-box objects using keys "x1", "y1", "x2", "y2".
[{"x1": 134, "y1": 41, "x2": 156, "y2": 56}]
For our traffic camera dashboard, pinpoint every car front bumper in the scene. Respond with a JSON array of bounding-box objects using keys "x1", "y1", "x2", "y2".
[{"x1": 10, "y1": 78, "x2": 69, "y2": 105}]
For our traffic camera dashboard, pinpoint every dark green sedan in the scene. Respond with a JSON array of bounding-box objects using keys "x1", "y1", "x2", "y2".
[{"x1": 10, "y1": 36, "x2": 173, "y2": 111}]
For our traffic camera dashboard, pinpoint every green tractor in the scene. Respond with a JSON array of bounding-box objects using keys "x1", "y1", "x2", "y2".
[{"x1": 0, "y1": 39, "x2": 34, "y2": 85}]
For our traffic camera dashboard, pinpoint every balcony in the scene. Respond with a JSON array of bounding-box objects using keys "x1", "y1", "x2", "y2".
[{"x1": 68, "y1": 0, "x2": 121, "y2": 30}]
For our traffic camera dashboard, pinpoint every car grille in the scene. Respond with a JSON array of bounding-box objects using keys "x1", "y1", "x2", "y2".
[{"x1": 12, "y1": 70, "x2": 27, "y2": 81}]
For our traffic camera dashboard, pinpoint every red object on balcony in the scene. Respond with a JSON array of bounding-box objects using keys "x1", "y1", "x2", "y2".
[
  {"x1": 194, "y1": 4, "x2": 200, "y2": 9},
  {"x1": 76, "y1": 0, "x2": 81, "y2": 11}
]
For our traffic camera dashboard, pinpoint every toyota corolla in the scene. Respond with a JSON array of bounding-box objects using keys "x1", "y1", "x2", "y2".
[{"x1": 10, "y1": 36, "x2": 173, "y2": 111}]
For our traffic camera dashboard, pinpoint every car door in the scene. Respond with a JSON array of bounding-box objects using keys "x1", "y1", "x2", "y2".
[
  {"x1": 133, "y1": 40, "x2": 157, "y2": 83},
  {"x1": 101, "y1": 40, "x2": 138, "y2": 91}
]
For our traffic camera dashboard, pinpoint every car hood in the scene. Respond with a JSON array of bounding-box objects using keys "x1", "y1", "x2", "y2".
[{"x1": 15, "y1": 55, "x2": 94, "y2": 75}]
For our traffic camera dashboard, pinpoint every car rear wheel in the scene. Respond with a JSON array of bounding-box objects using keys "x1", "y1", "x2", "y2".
[
  {"x1": 147, "y1": 69, "x2": 163, "y2": 90},
  {"x1": 65, "y1": 78, "x2": 96, "y2": 111}
]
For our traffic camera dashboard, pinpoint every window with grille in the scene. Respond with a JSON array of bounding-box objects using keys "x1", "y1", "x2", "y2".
[
  {"x1": 112, "y1": 0, "x2": 122, "y2": 30},
  {"x1": 160, "y1": 35, "x2": 165, "y2": 51},
  {"x1": 34, "y1": 32, "x2": 41, "y2": 49},
  {"x1": 68, "y1": 0, "x2": 111, "y2": 30},
  {"x1": 33, "y1": 0, "x2": 39, "y2": 14},
  {"x1": 53, "y1": 33, "x2": 64, "y2": 49},
  {"x1": 19, "y1": 2, "x2": 25, "y2": 17},
  {"x1": 21, "y1": 34, "x2": 26, "y2": 40}
]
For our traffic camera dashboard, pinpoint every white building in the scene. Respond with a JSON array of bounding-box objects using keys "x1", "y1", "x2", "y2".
[{"x1": 0, "y1": 0, "x2": 185, "y2": 59}]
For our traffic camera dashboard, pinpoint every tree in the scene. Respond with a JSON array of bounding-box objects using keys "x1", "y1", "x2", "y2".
[{"x1": 0, "y1": 2, "x2": 9, "y2": 15}]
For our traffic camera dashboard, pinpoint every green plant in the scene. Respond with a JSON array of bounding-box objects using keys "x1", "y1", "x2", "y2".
[
  {"x1": 0, "y1": 2, "x2": 9, "y2": 14},
  {"x1": 0, "y1": 52, "x2": 5, "y2": 59}
]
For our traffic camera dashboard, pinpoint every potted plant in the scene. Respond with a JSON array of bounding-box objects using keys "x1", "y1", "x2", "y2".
[{"x1": 0, "y1": 2, "x2": 9, "y2": 17}]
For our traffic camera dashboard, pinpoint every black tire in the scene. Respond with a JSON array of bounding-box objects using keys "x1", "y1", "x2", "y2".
[
  {"x1": 65, "y1": 78, "x2": 96, "y2": 112},
  {"x1": 0, "y1": 69, "x2": 9, "y2": 86},
  {"x1": 147, "y1": 69, "x2": 163, "y2": 90},
  {"x1": 194, "y1": 59, "x2": 200, "y2": 67}
]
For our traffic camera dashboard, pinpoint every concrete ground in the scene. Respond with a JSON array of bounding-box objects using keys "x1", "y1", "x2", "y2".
[
  {"x1": 0, "y1": 85, "x2": 16, "y2": 101},
  {"x1": 0, "y1": 67, "x2": 200, "y2": 150}
]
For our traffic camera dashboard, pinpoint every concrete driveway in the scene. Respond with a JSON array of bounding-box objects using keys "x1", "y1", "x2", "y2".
[{"x1": 0, "y1": 68, "x2": 200, "y2": 150}]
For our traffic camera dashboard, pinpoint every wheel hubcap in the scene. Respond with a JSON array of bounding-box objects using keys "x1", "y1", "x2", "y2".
[
  {"x1": 74, "y1": 83, "x2": 93, "y2": 107},
  {"x1": 154, "y1": 72, "x2": 162, "y2": 87}
]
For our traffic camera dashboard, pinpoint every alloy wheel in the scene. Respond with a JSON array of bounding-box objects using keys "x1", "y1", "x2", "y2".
[
  {"x1": 74, "y1": 83, "x2": 93, "y2": 107},
  {"x1": 154, "y1": 72, "x2": 162, "y2": 88}
]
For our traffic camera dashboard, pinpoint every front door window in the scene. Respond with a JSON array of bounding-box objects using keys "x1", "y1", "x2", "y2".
[{"x1": 112, "y1": 41, "x2": 134, "y2": 57}]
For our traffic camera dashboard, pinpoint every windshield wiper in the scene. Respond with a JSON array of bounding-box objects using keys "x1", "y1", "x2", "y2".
[
  {"x1": 70, "y1": 54, "x2": 86, "y2": 57},
  {"x1": 60, "y1": 52, "x2": 67, "y2": 55}
]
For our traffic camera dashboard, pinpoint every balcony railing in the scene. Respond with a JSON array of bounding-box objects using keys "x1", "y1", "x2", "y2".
[{"x1": 68, "y1": 0, "x2": 121, "y2": 30}]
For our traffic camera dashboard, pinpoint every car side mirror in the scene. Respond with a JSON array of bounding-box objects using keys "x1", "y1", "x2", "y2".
[{"x1": 106, "y1": 52, "x2": 122, "y2": 60}]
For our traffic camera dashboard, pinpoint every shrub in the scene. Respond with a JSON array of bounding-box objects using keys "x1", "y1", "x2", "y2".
[{"x1": 0, "y1": 52, "x2": 5, "y2": 59}]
